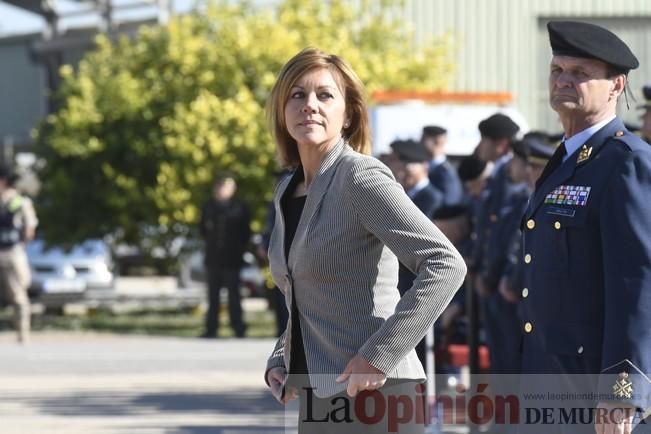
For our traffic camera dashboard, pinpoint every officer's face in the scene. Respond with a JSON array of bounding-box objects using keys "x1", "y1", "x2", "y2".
[
  {"x1": 403, "y1": 162, "x2": 428, "y2": 190},
  {"x1": 549, "y1": 56, "x2": 623, "y2": 119},
  {"x1": 284, "y1": 67, "x2": 349, "y2": 152},
  {"x1": 508, "y1": 156, "x2": 528, "y2": 184}
]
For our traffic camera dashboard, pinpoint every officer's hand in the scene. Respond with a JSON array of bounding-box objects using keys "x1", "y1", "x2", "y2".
[
  {"x1": 267, "y1": 367, "x2": 298, "y2": 404},
  {"x1": 498, "y1": 277, "x2": 519, "y2": 304},
  {"x1": 336, "y1": 354, "x2": 387, "y2": 397},
  {"x1": 594, "y1": 402, "x2": 635, "y2": 434}
]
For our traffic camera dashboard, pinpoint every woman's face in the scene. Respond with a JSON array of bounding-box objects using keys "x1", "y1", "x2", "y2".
[{"x1": 284, "y1": 67, "x2": 349, "y2": 151}]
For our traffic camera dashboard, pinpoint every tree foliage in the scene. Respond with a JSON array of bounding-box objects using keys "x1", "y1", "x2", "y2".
[{"x1": 34, "y1": 0, "x2": 454, "y2": 260}]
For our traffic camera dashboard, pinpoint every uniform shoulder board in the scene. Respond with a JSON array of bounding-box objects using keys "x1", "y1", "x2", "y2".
[{"x1": 611, "y1": 130, "x2": 648, "y2": 153}]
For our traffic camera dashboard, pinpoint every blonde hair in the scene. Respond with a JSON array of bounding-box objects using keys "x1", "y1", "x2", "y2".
[{"x1": 267, "y1": 48, "x2": 371, "y2": 168}]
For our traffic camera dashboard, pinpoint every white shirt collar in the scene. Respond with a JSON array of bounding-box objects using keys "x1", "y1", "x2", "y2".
[
  {"x1": 562, "y1": 115, "x2": 616, "y2": 162},
  {"x1": 407, "y1": 178, "x2": 431, "y2": 198}
]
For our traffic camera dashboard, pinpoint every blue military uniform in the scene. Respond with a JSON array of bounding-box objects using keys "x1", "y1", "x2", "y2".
[
  {"x1": 428, "y1": 159, "x2": 464, "y2": 206},
  {"x1": 520, "y1": 118, "x2": 651, "y2": 407}
]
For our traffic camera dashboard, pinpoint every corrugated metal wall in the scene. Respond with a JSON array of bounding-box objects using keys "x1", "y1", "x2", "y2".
[{"x1": 399, "y1": 0, "x2": 651, "y2": 132}]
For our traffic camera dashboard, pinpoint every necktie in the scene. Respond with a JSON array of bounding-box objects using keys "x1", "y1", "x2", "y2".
[{"x1": 535, "y1": 142, "x2": 566, "y2": 190}]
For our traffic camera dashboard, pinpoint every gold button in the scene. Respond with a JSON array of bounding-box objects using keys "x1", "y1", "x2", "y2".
[
  {"x1": 554, "y1": 221, "x2": 561, "y2": 230},
  {"x1": 527, "y1": 219, "x2": 535, "y2": 229},
  {"x1": 577, "y1": 346, "x2": 584, "y2": 354},
  {"x1": 524, "y1": 322, "x2": 533, "y2": 333},
  {"x1": 524, "y1": 254, "x2": 532, "y2": 264},
  {"x1": 490, "y1": 214, "x2": 497, "y2": 222},
  {"x1": 522, "y1": 288, "x2": 529, "y2": 298},
  {"x1": 615, "y1": 131, "x2": 624, "y2": 137}
]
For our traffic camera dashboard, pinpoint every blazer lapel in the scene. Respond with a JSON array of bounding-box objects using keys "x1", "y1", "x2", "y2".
[
  {"x1": 287, "y1": 138, "x2": 349, "y2": 270},
  {"x1": 271, "y1": 173, "x2": 294, "y2": 274},
  {"x1": 527, "y1": 118, "x2": 624, "y2": 217}
]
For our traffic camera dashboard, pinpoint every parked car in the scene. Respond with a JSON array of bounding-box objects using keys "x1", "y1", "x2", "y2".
[{"x1": 26, "y1": 239, "x2": 116, "y2": 308}]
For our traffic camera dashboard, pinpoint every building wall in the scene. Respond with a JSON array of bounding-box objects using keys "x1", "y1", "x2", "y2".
[
  {"x1": 400, "y1": 0, "x2": 651, "y2": 132},
  {"x1": 0, "y1": 33, "x2": 46, "y2": 148}
]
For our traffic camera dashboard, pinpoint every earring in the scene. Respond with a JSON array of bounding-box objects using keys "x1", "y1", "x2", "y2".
[{"x1": 343, "y1": 122, "x2": 350, "y2": 128}]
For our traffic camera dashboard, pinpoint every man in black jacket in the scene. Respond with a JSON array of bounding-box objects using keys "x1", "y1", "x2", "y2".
[{"x1": 200, "y1": 175, "x2": 251, "y2": 338}]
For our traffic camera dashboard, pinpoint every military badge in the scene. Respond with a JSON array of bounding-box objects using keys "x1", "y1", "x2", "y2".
[
  {"x1": 613, "y1": 372, "x2": 633, "y2": 399},
  {"x1": 545, "y1": 185, "x2": 591, "y2": 206},
  {"x1": 576, "y1": 145, "x2": 593, "y2": 164}
]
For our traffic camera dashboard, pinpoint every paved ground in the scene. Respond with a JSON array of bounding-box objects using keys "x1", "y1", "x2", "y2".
[{"x1": 0, "y1": 332, "x2": 296, "y2": 434}]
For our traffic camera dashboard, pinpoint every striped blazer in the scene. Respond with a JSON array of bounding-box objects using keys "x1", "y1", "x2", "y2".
[{"x1": 265, "y1": 139, "x2": 467, "y2": 396}]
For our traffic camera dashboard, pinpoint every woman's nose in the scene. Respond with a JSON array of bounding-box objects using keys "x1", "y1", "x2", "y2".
[{"x1": 301, "y1": 93, "x2": 318, "y2": 113}]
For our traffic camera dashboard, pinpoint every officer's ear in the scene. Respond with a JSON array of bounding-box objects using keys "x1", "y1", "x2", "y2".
[{"x1": 609, "y1": 74, "x2": 626, "y2": 100}]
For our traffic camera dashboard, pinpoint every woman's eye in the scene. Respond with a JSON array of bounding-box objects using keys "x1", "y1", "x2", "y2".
[
  {"x1": 291, "y1": 91, "x2": 304, "y2": 99},
  {"x1": 319, "y1": 92, "x2": 334, "y2": 99}
]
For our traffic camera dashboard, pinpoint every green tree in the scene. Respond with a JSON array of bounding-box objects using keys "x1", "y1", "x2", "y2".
[{"x1": 34, "y1": 0, "x2": 454, "y2": 266}]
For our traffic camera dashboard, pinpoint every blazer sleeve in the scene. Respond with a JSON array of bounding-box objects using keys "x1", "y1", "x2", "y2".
[
  {"x1": 597, "y1": 149, "x2": 651, "y2": 411},
  {"x1": 264, "y1": 329, "x2": 287, "y2": 386},
  {"x1": 346, "y1": 158, "x2": 467, "y2": 374}
]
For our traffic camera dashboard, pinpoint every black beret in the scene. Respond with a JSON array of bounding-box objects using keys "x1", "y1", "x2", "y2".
[
  {"x1": 511, "y1": 140, "x2": 531, "y2": 161},
  {"x1": 527, "y1": 138, "x2": 555, "y2": 167},
  {"x1": 639, "y1": 85, "x2": 651, "y2": 110},
  {"x1": 478, "y1": 113, "x2": 520, "y2": 140},
  {"x1": 391, "y1": 139, "x2": 430, "y2": 163},
  {"x1": 457, "y1": 155, "x2": 487, "y2": 182},
  {"x1": 547, "y1": 21, "x2": 639, "y2": 72},
  {"x1": 432, "y1": 205, "x2": 469, "y2": 221},
  {"x1": 422, "y1": 125, "x2": 447, "y2": 138}
]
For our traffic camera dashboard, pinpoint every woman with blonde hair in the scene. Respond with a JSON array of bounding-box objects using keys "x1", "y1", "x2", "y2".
[{"x1": 264, "y1": 47, "x2": 466, "y2": 433}]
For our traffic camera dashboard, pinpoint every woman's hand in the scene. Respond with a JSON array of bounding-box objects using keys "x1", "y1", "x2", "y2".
[
  {"x1": 336, "y1": 354, "x2": 387, "y2": 397},
  {"x1": 267, "y1": 367, "x2": 298, "y2": 404}
]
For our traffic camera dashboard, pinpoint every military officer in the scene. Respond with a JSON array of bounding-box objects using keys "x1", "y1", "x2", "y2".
[
  {"x1": 421, "y1": 126, "x2": 465, "y2": 206},
  {"x1": 0, "y1": 164, "x2": 37, "y2": 344},
  {"x1": 520, "y1": 21, "x2": 651, "y2": 433}
]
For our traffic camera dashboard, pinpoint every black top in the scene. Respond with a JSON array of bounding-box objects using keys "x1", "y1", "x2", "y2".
[{"x1": 281, "y1": 171, "x2": 309, "y2": 376}]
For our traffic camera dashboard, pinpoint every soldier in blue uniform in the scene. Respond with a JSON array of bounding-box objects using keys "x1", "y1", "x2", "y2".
[
  {"x1": 421, "y1": 126, "x2": 465, "y2": 206},
  {"x1": 519, "y1": 21, "x2": 651, "y2": 433},
  {"x1": 470, "y1": 114, "x2": 522, "y2": 378}
]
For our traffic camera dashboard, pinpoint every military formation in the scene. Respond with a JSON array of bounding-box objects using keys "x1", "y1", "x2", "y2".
[{"x1": 384, "y1": 20, "x2": 651, "y2": 434}]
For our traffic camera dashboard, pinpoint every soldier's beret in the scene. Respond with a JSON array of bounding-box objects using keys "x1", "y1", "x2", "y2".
[
  {"x1": 391, "y1": 139, "x2": 430, "y2": 163},
  {"x1": 527, "y1": 138, "x2": 555, "y2": 167},
  {"x1": 422, "y1": 125, "x2": 447, "y2": 138},
  {"x1": 511, "y1": 140, "x2": 531, "y2": 161},
  {"x1": 478, "y1": 113, "x2": 520, "y2": 140},
  {"x1": 432, "y1": 205, "x2": 469, "y2": 221},
  {"x1": 547, "y1": 21, "x2": 639, "y2": 72},
  {"x1": 457, "y1": 155, "x2": 488, "y2": 182},
  {"x1": 638, "y1": 85, "x2": 651, "y2": 110}
]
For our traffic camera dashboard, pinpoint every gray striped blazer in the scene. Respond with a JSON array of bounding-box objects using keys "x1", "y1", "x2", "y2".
[{"x1": 265, "y1": 139, "x2": 467, "y2": 396}]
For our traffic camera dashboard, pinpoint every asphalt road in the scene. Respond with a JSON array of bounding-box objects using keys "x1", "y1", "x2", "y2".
[{"x1": 0, "y1": 332, "x2": 296, "y2": 434}]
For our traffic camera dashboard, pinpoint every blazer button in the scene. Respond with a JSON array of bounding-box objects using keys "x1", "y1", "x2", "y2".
[
  {"x1": 577, "y1": 346, "x2": 584, "y2": 354},
  {"x1": 522, "y1": 288, "x2": 529, "y2": 298},
  {"x1": 524, "y1": 322, "x2": 533, "y2": 333},
  {"x1": 524, "y1": 254, "x2": 532, "y2": 264},
  {"x1": 526, "y1": 219, "x2": 535, "y2": 230}
]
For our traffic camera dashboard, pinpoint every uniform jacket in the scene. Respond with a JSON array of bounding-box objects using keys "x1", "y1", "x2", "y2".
[
  {"x1": 520, "y1": 118, "x2": 651, "y2": 411},
  {"x1": 429, "y1": 159, "x2": 464, "y2": 206},
  {"x1": 200, "y1": 197, "x2": 251, "y2": 268},
  {"x1": 265, "y1": 139, "x2": 467, "y2": 396},
  {"x1": 411, "y1": 182, "x2": 444, "y2": 219}
]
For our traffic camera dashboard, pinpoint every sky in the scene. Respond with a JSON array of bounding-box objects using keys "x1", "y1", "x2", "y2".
[{"x1": 0, "y1": 0, "x2": 202, "y2": 36}]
